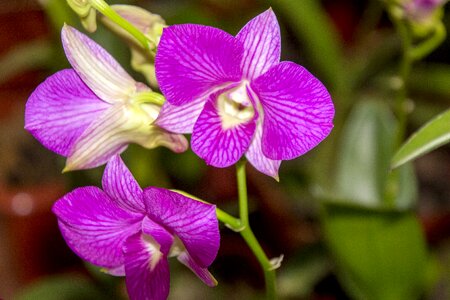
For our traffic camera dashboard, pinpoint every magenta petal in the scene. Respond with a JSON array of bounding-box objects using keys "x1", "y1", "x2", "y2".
[
  {"x1": 177, "y1": 251, "x2": 217, "y2": 287},
  {"x1": 245, "y1": 123, "x2": 281, "y2": 179},
  {"x1": 155, "y1": 98, "x2": 205, "y2": 134},
  {"x1": 252, "y1": 62, "x2": 335, "y2": 160},
  {"x1": 25, "y1": 69, "x2": 109, "y2": 156},
  {"x1": 141, "y1": 217, "x2": 174, "y2": 255},
  {"x1": 143, "y1": 188, "x2": 220, "y2": 268},
  {"x1": 191, "y1": 97, "x2": 256, "y2": 167},
  {"x1": 124, "y1": 233, "x2": 170, "y2": 300},
  {"x1": 156, "y1": 24, "x2": 243, "y2": 106},
  {"x1": 52, "y1": 187, "x2": 142, "y2": 268},
  {"x1": 65, "y1": 104, "x2": 130, "y2": 170},
  {"x1": 102, "y1": 155, "x2": 145, "y2": 213},
  {"x1": 236, "y1": 8, "x2": 281, "y2": 80}
]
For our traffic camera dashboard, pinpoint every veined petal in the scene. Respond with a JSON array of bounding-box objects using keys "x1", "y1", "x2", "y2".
[
  {"x1": 177, "y1": 251, "x2": 218, "y2": 287},
  {"x1": 25, "y1": 69, "x2": 109, "y2": 156},
  {"x1": 245, "y1": 122, "x2": 281, "y2": 179},
  {"x1": 102, "y1": 155, "x2": 145, "y2": 213},
  {"x1": 64, "y1": 104, "x2": 131, "y2": 171},
  {"x1": 236, "y1": 8, "x2": 281, "y2": 80},
  {"x1": 124, "y1": 233, "x2": 170, "y2": 300},
  {"x1": 142, "y1": 217, "x2": 174, "y2": 255},
  {"x1": 252, "y1": 62, "x2": 334, "y2": 160},
  {"x1": 191, "y1": 96, "x2": 256, "y2": 168},
  {"x1": 52, "y1": 186, "x2": 142, "y2": 268},
  {"x1": 61, "y1": 25, "x2": 136, "y2": 103},
  {"x1": 155, "y1": 98, "x2": 205, "y2": 134},
  {"x1": 156, "y1": 24, "x2": 243, "y2": 106},
  {"x1": 143, "y1": 187, "x2": 220, "y2": 268}
]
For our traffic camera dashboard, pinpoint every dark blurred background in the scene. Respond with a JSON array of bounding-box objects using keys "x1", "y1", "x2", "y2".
[{"x1": 0, "y1": 0, "x2": 449, "y2": 299}]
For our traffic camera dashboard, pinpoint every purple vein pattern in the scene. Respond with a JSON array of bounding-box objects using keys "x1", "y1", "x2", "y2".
[{"x1": 155, "y1": 9, "x2": 335, "y2": 179}]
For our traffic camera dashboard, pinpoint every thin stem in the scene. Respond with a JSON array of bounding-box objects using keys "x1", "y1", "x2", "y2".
[
  {"x1": 236, "y1": 160, "x2": 277, "y2": 300},
  {"x1": 90, "y1": 0, "x2": 150, "y2": 50},
  {"x1": 170, "y1": 189, "x2": 242, "y2": 231},
  {"x1": 390, "y1": 15, "x2": 413, "y2": 148}
]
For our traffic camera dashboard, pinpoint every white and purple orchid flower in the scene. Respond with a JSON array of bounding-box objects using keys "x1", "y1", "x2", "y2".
[
  {"x1": 155, "y1": 9, "x2": 335, "y2": 179},
  {"x1": 404, "y1": 0, "x2": 446, "y2": 22},
  {"x1": 25, "y1": 25, "x2": 187, "y2": 171},
  {"x1": 53, "y1": 155, "x2": 219, "y2": 300}
]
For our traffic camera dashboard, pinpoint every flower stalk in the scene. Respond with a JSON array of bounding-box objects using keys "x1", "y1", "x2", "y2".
[
  {"x1": 89, "y1": 0, "x2": 151, "y2": 50},
  {"x1": 236, "y1": 160, "x2": 277, "y2": 300}
]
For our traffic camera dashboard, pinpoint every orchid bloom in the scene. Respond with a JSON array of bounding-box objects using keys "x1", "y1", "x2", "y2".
[
  {"x1": 155, "y1": 9, "x2": 335, "y2": 179},
  {"x1": 53, "y1": 155, "x2": 219, "y2": 300},
  {"x1": 25, "y1": 25, "x2": 187, "y2": 171},
  {"x1": 403, "y1": 0, "x2": 446, "y2": 22}
]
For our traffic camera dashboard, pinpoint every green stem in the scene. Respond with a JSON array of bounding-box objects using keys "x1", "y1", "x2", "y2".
[
  {"x1": 90, "y1": 0, "x2": 150, "y2": 50},
  {"x1": 409, "y1": 23, "x2": 446, "y2": 61},
  {"x1": 170, "y1": 189, "x2": 242, "y2": 230},
  {"x1": 390, "y1": 15, "x2": 413, "y2": 149},
  {"x1": 236, "y1": 160, "x2": 277, "y2": 300}
]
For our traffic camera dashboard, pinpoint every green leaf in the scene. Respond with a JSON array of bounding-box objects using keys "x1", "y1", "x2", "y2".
[
  {"x1": 322, "y1": 203, "x2": 428, "y2": 300},
  {"x1": 0, "y1": 40, "x2": 53, "y2": 84},
  {"x1": 16, "y1": 275, "x2": 107, "y2": 300},
  {"x1": 333, "y1": 100, "x2": 396, "y2": 207},
  {"x1": 409, "y1": 64, "x2": 450, "y2": 97},
  {"x1": 278, "y1": 245, "x2": 331, "y2": 298},
  {"x1": 392, "y1": 108, "x2": 450, "y2": 168}
]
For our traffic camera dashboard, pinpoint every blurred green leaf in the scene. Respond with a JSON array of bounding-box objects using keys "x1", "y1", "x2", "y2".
[
  {"x1": 0, "y1": 40, "x2": 53, "y2": 84},
  {"x1": 392, "y1": 109, "x2": 450, "y2": 168},
  {"x1": 322, "y1": 203, "x2": 428, "y2": 300},
  {"x1": 333, "y1": 100, "x2": 395, "y2": 207},
  {"x1": 409, "y1": 64, "x2": 450, "y2": 97},
  {"x1": 384, "y1": 163, "x2": 417, "y2": 209},
  {"x1": 17, "y1": 275, "x2": 107, "y2": 300},
  {"x1": 278, "y1": 245, "x2": 331, "y2": 299},
  {"x1": 267, "y1": 0, "x2": 345, "y2": 91}
]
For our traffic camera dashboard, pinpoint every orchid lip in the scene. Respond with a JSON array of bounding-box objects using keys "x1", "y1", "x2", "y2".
[{"x1": 217, "y1": 81, "x2": 256, "y2": 129}]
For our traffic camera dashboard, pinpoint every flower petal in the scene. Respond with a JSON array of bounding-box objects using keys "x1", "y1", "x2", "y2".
[
  {"x1": 25, "y1": 69, "x2": 109, "y2": 156},
  {"x1": 177, "y1": 251, "x2": 218, "y2": 287},
  {"x1": 155, "y1": 24, "x2": 243, "y2": 106},
  {"x1": 141, "y1": 216, "x2": 174, "y2": 255},
  {"x1": 52, "y1": 186, "x2": 142, "y2": 268},
  {"x1": 236, "y1": 8, "x2": 281, "y2": 80},
  {"x1": 155, "y1": 98, "x2": 205, "y2": 134},
  {"x1": 191, "y1": 96, "x2": 256, "y2": 167},
  {"x1": 143, "y1": 188, "x2": 220, "y2": 268},
  {"x1": 102, "y1": 155, "x2": 145, "y2": 213},
  {"x1": 252, "y1": 62, "x2": 335, "y2": 160},
  {"x1": 124, "y1": 233, "x2": 170, "y2": 300},
  {"x1": 61, "y1": 25, "x2": 136, "y2": 103},
  {"x1": 245, "y1": 122, "x2": 281, "y2": 179},
  {"x1": 64, "y1": 104, "x2": 130, "y2": 171}
]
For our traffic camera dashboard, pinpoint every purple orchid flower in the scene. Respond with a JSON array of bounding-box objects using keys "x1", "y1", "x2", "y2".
[
  {"x1": 53, "y1": 155, "x2": 219, "y2": 300},
  {"x1": 25, "y1": 25, "x2": 187, "y2": 171},
  {"x1": 155, "y1": 9, "x2": 335, "y2": 179},
  {"x1": 404, "y1": 0, "x2": 446, "y2": 21}
]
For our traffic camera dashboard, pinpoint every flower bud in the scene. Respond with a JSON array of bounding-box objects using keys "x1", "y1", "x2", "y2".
[{"x1": 66, "y1": 0, "x2": 97, "y2": 32}]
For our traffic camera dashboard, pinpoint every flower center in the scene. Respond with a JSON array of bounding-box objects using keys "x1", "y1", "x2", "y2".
[{"x1": 217, "y1": 82, "x2": 255, "y2": 129}]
